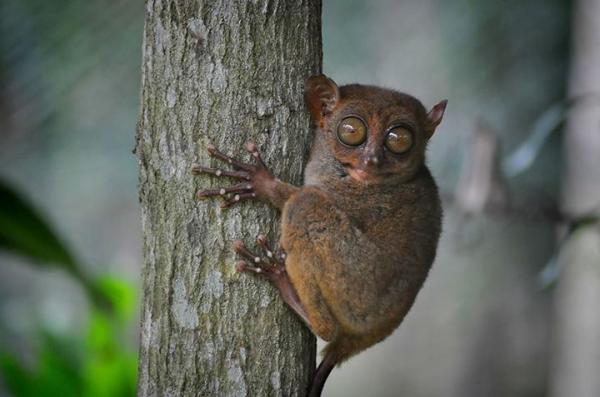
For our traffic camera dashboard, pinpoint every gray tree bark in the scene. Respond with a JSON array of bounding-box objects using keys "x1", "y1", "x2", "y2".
[{"x1": 135, "y1": 1, "x2": 321, "y2": 396}]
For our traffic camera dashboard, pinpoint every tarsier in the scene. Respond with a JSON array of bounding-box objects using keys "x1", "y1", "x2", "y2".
[{"x1": 192, "y1": 75, "x2": 447, "y2": 396}]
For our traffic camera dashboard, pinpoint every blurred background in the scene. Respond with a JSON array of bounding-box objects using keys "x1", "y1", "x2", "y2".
[{"x1": 1, "y1": 0, "x2": 599, "y2": 396}]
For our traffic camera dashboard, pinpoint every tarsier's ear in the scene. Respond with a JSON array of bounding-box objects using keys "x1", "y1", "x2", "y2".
[
  {"x1": 304, "y1": 75, "x2": 340, "y2": 120},
  {"x1": 425, "y1": 100, "x2": 448, "y2": 139}
]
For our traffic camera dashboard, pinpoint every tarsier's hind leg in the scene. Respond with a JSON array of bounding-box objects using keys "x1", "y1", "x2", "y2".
[
  {"x1": 233, "y1": 232, "x2": 340, "y2": 397},
  {"x1": 282, "y1": 187, "x2": 386, "y2": 337},
  {"x1": 234, "y1": 235, "x2": 311, "y2": 326}
]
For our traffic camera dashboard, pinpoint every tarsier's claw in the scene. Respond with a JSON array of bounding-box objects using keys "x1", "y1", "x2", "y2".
[
  {"x1": 245, "y1": 141, "x2": 267, "y2": 168},
  {"x1": 233, "y1": 240, "x2": 260, "y2": 263},
  {"x1": 232, "y1": 239, "x2": 245, "y2": 251},
  {"x1": 256, "y1": 234, "x2": 275, "y2": 259},
  {"x1": 257, "y1": 234, "x2": 268, "y2": 245},
  {"x1": 190, "y1": 163, "x2": 202, "y2": 175},
  {"x1": 236, "y1": 260, "x2": 248, "y2": 272}
]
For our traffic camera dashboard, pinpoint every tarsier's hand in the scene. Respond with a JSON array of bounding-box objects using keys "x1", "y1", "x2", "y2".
[{"x1": 191, "y1": 142, "x2": 274, "y2": 208}]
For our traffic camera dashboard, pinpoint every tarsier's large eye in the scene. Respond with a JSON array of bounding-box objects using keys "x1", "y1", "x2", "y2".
[
  {"x1": 337, "y1": 117, "x2": 367, "y2": 146},
  {"x1": 385, "y1": 127, "x2": 413, "y2": 154}
]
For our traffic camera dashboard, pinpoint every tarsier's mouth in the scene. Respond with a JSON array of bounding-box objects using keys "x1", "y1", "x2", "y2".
[
  {"x1": 347, "y1": 168, "x2": 370, "y2": 182},
  {"x1": 342, "y1": 163, "x2": 395, "y2": 184},
  {"x1": 341, "y1": 163, "x2": 374, "y2": 183}
]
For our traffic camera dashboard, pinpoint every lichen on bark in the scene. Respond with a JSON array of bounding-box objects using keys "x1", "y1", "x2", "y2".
[{"x1": 135, "y1": 1, "x2": 322, "y2": 395}]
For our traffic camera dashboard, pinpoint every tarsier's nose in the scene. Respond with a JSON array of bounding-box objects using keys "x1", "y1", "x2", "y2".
[
  {"x1": 364, "y1": 155, "x2": 380, "y2": 166},
  {"x1": 362, "y1": 152, "x2": 382, "y2": 168}
]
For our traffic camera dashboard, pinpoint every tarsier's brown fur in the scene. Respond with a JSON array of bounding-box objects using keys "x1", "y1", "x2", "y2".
[{"x1": 192, "y1": 75, "x2": 447, "y2": 396}]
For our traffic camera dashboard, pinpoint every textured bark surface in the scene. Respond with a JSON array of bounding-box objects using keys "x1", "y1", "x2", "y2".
[{"x1": 135, "y1": 1, "x2": 321, "y2": 396}]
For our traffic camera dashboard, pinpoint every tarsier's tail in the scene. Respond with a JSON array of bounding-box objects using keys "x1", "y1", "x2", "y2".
[
  {"x1": 308, "y1": 334, "x2": 368, "y2": 397},
  {"x1": 308, "y1": 354, "x2": 336, "y2": 397}
]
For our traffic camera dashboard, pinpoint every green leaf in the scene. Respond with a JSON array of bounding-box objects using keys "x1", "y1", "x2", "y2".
[
  {"x1": 0, "y1": 351, "x2": 36, "y2": 396},
  {"x1": 84, "y1": 309, "x2": 138, "y2": 397},
  {"x1": 35, "y1": 334, "x2": 83, "y2": 397},
  {"x1": 86, "y1": 311, "x2": 115, "y2": 352},
  {"x1": 82, "y1": 351, "x2": 137, "y2": 397},
  {"x1": 37, "y1": 331, "x2": 83, "y2": 383},
  {"x1": 0, "y1": 179, "x2": 114, "y2": 313},
  {"x1": 0, "y1": 179, "x2": 78, "y2": 275},
  {"x1": 0, "y1": 332, "x2": 84, "y2": 397},
  {"x1": 93, "y1": 277, "x2": 137, "y2": 321}
]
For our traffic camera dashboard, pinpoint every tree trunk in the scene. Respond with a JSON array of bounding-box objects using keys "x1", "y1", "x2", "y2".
[
  {"x1": 135, "y1": 1, "x2": 321, "y2": 396},
  {"x1": 551, "y1": 0, "x2": 600, "y2": 396}
]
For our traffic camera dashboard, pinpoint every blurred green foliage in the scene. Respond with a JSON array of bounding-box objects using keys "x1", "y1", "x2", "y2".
[
  {"x1": 0, "y1": 180, "x2": 137, "y2": 397},
  {"x1": 0, "y1": 182, "x2": 77, "y2": 272}
]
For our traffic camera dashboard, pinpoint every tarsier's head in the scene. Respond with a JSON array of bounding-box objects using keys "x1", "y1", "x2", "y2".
[{"x1": 304, "y1": 74, "x2": 447, "y2": 184}]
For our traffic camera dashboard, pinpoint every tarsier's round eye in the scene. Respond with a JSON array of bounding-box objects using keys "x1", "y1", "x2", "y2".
[
  {"x1": 337, "y1": 117, "x2": 367, "y2": 146},
  {"x1": 385, "y1": 127, "x2": 413, "y2": 154}
]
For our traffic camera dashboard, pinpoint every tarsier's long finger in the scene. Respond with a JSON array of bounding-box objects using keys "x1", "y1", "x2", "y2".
[
  {"x1": 191, "y1": 164, "x2": 250, "y2": 180},
  {"x1": 236, "y1": 260, "x2": 264, "y2": 275},
  {"x1": 197, "y1": 183, "x2": 253, "y2": 199},
  {"x1": 221, "y1": 192, "x2": 257, "y2": 209},
  {"x1": 233, "y1": 240, "x2": 263, "y2": 265},
  {"x1": 245, "y1": 142, "x2": 268, "y2": 170},
  {"x1": 256, "y1": 234, "x2": 276, "y2": 263},
  {"x1": 207, "y1": 143, "x2": 252, "y2": 171}
]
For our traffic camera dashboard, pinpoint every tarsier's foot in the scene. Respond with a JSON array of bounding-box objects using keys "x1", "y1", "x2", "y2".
[
  {"x1": 191, "y1": 142, "x2": 273, "y2": 208},
  {"x1": 233, "y1": 234, "x2": 287, "y2": 282},
  {"x1": 233, "y1": 234, "x2": 310, "y2": 325}
]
